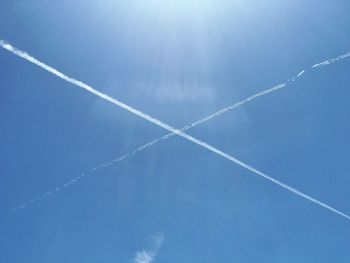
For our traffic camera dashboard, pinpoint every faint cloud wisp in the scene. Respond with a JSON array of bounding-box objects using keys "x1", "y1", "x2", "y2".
[{"x1": 133, "y1": 233, "x2": 164, "y2": 263}]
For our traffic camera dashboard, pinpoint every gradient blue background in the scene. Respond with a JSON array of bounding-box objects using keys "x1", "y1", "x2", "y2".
[{"x1": 1, "y1": 0, "x2": 350, "y2": 262}]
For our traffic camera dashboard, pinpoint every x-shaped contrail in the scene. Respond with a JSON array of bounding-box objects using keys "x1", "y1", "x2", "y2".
[{"x1": 1, "y1": 40, "x2": 349, "y2": 220}]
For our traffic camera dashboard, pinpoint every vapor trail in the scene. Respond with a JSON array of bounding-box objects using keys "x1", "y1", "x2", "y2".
[
  {"x1": 2, "y1": 40, "x2": 349, "y2": 221},
  {"x1": 9, "y1": 83, "x2": 289, "y2": 212},
  {"x1": 312, "y1": 52, "x2": 350, "y2": 68}
]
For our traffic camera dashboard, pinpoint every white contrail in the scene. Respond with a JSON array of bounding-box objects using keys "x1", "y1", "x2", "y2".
[
  {"x1": 312, "y1": 52, "x2": 350, "y2": 68},
  {"x1": 10, "y1": 154, "x2": 131, "y2": 212},
  {"x1": 9, "y1": 84, "x2": 287, "y2": 211},
  {"x1": 2, "y1": 40, "x2": 350, "y2": 221},
  {"x1": 9, "y1": 81, "x2": 291, "y2": 212}
]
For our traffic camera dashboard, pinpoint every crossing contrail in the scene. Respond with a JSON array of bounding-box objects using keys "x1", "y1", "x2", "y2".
[
  {"x1": 1, "y1": 40, "x2": 350, "y2": 221},
  {"x1": 8, "y1": 81, "x2": 292, "y2": 212}
]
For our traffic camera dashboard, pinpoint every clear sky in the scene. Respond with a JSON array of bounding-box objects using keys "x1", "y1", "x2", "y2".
[{"x1": 1, "y1": 1, "x2": 350, "y2": 262}]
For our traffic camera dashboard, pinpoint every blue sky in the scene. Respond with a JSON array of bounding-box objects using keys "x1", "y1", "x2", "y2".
[{"x1": 1, "y1": 0, "x2": 350, "y2": 262}]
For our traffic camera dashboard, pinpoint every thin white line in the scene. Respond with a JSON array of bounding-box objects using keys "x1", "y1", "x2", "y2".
[{"x1": 2, "y1": 40, "x2": 349, "y2": 221}]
